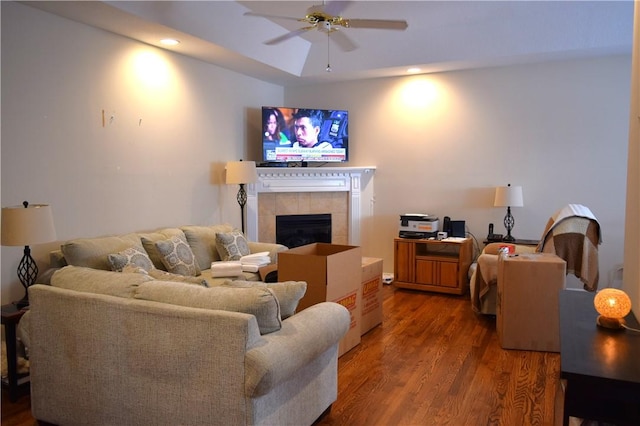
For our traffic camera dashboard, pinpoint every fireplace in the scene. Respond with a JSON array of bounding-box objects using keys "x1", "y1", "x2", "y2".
[
  {"x1": 245, "y1": 166, "x2": 376, "y2": 246},
  {"x1": 276, "y1": 214, "x2": 331, "y2": 248}
]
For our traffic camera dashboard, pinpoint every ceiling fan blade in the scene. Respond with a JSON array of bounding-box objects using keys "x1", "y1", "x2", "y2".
[
  {"x1": 264, "y1": 27, "x2": 314, "y2": 46},
  {"x1": 330, "y1": 29, "x2": 358, "y2": 52},
  {"x1": 323, "y1": 1, "x2": 354, "y2": 17},
  {"x1": 343, "y1": 19, "x2": 408, "y2": 30},
  {"x1": 243, "y1": 11, "x2": 302, "y2": 23}
]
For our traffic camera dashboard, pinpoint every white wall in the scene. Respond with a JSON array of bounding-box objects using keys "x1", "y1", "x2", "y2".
[
  {"x1": 1, "y1": 2, "x2": 634, "y2": 303},
  {"x1": 284, "y1": 56, "x2": 632, "y2": 287},
  {"x1": 1, "y1": 2, "x2": 284, "y2": 303}
]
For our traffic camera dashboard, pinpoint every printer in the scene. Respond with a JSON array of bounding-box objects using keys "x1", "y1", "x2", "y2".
[{"x1": 399, "y1": 214, "x2": 439, "y2": 239}]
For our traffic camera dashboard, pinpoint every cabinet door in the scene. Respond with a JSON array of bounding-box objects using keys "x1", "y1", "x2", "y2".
[
  {"x1": 416, "y1": 259, "x2": 436, "y2": 285},
  {"x1": 394, "y1": 240, "x2": 414, "y2": 282},
  {"x1": 438, "y1": 261, "x2": 459, "y2": 288}
]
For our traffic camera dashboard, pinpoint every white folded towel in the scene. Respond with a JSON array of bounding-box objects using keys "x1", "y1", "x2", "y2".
[
  {"x1": 240, "y1": 252, "x2": 270, "y2": 267},
  {"x1": 210, "y1": 261, "x2": 243, "y2": 277},
  {"x1": 241, "y1": 264, "x2": 260, "y2": 273}
]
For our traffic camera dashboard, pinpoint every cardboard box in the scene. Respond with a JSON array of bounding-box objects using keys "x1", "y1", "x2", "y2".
[
  {"x1": 497, "y1": 253, "x2": 566, "y2": 352},
  {"x1": 278, "y1": 243, "x2": 362, "y2": 356},
  {"x1": 361, "y1": 257, "x2": 383, "y2": 335}
]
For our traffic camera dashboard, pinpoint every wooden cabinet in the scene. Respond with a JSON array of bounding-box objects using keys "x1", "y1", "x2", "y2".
[{"x1": 393, "y1": 238, "x2": 473, "y2": 295}]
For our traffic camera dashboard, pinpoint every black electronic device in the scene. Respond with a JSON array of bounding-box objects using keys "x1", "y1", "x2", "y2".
[
  {"x1": 450, "y1": 220, "x2": 466, "y2": 237},
  {"x1": 442, "y1": 216, "x2": 451, "y2": 235},
  {"x1": 399, "y1": 230, "x2": 436, "y2": 239},
  {"x1": 261, "y1": 106, "x2": 348, "y2": 164},
  {"x1": 487, "y1": 223, "x2": 503, "y2": 241}
]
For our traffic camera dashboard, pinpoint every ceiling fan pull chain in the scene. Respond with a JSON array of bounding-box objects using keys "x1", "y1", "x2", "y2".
[{"x1": 326, "y1": 31, "x2": 332, "y2": 72}]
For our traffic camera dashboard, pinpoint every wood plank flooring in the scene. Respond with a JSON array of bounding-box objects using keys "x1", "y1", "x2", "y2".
[
  {"x1": 2, "y1": 284, "x2": 563, "y2": 425},
  {"x1": 319, "y1": 285, "x2": 563, "y2": 426}
]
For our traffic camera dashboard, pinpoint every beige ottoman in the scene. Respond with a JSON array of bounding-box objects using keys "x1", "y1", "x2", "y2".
[{"x1": 497, "y1": 253, "x2": 567, "y2": 352}]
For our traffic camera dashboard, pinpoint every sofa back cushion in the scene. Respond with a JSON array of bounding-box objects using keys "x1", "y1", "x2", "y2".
[
  {"x1": 221, "y1": 280, "x2": 307, "y2": 319},
  {"x1": 134, "y1": 281, "x2": 282, "y2": 334},
  {"x1": 51, "y1": 265, "x2": 153, "y2": 298},
  {"x1": 180, "y1": 224, "x2": 234, "y2": 269},
  {"x1": 60, "y1": 233, "x2": 144, "y2": 271}
]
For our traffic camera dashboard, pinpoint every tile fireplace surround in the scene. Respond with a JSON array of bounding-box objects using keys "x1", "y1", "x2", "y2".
[{"x1": 245, "y1": 167, "x2": 376, "y2": 246}]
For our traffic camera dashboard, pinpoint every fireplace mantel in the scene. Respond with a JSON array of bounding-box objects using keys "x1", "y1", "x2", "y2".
[{"x1": 245, "y1": 166, "x2": 376, "y2": 245}]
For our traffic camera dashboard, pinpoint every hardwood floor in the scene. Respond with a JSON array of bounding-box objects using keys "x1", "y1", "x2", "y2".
[
  {"x1": 2, "y1": 284, "x2": 564, "y2": 425},
  {"x1": 319, "y1": 285, "x2": 563, "y2": 426}
]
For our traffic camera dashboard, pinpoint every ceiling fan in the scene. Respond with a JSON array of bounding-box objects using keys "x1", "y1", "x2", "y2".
[{"x1": 244, "y1": 1, "x2": 408, "y2": 52}]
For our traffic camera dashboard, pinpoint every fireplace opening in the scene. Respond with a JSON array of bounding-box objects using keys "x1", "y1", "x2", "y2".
[{"x1": 276, "y1": 213, "x2": 331, "y2": 249}]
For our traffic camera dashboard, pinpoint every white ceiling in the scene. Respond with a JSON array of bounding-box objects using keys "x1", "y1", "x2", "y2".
[{"x1": 25, "y1": 1, "x2": 634, "y2": 86}]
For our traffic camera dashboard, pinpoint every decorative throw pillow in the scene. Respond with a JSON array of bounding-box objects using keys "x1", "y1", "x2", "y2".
[
  {"x1": 215, "y1": 230, "x2": 251, "y2": 261},
  {"x1": 133, "y1": 281, "x2": 282, "y2": 334},
  {"x1": 139, "y1": 228, "x2": 189, "y2": 270},
  {"x1": 222, "y1": 279, "x2": 307, "y2": 319},
  {"x1": 155, "y1": 236, "x2": 201, "y2": 277},
  {"x1": 108, "y1": 246, "x2": 155, "y2": 272}
]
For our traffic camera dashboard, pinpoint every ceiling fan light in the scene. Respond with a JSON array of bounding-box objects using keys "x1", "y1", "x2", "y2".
[{"x1": 160, "y1": 38, "x2": 180, "y2": 46}]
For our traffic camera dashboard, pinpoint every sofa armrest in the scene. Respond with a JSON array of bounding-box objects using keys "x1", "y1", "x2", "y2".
[
  {"x1": 244, "y1": 301, "x2": 349, "y2": 397},
  {"x1": 248, "y1": 242, "x2": 288, "y2": 264}
]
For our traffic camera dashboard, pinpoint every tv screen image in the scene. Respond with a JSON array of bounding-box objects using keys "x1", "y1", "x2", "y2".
[{"x1": 262, "y1": 107, "x2": 348, "y2": 164}]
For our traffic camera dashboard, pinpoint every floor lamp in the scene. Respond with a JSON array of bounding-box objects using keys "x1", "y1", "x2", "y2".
[
  {"x1": 1, "y1": 201, "x2": 57, "y2": 308},
  {"x1": 494, "y1": 184, "x2": 523, "y2": 242},
  {"x1": 226, "y1": 160, "x2": 258, "y2": 234}
]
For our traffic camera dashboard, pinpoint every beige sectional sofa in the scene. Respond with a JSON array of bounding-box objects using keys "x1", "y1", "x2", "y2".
[
  {"x1": 48, "y1": 224, "x2": 287, "y2": 286},
  {"x1": 23, "y1": 224, "x2": 351, "y2": 425}
]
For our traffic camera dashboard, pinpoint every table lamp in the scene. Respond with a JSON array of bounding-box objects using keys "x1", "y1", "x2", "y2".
[
  {"x1": 225, "y1": 160, "x2": 257, "y2": 234},
  {"x1": 594, "y1": 288, "x2": 632, "y2": 329},
  {"x1": 494, "y1": 184, "x2": 523, "y2": 242},
  {"x1": 1, "y1": 201, "x2": 57, "y2": 308}
]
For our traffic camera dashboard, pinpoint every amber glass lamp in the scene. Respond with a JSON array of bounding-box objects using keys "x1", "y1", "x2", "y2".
[{"x1": 594, "y1": 288, "x2": 632, "y2": 329}]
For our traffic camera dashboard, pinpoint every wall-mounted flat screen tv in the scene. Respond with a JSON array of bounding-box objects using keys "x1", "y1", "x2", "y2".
[{"x1": 262, "y1": 106, "x2": 348, "y2": 164}]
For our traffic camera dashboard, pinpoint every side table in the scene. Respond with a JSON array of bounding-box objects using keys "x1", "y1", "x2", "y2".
[
  {"x1": 559, "y1": 290, "x2": 640, "y2": 425},
  {"x1": 1, "y1": 304, "x2": 30, "y2": 402}
]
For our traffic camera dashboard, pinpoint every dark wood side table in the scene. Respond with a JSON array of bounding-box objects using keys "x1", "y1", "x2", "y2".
[
  {"x1": 559, "y1": 290, "x2": 640, "y2": 425},
  {"x1": 1, "y1": 304, "x2": 30, "y2": 402}
]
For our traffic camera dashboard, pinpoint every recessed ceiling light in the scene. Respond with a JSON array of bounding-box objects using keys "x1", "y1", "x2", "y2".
[
  {"x1": 407, "y1": 67, "x2": 421, "y2": 74},
  {"x1": 160, "y1": 38, "x2": 180, "y2": 46}
]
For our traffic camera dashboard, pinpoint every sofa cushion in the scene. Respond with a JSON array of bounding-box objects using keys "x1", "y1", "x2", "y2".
[
  {"x1": 154, "y1": 235, "x2": 201, "y2": 277},
  {"x1": 215, "y1": 230, "x2": 251, "y2": 261},
  {"x1": 222, "y1": 280, "x2": 307, "y2": 319},
  {"x1": 60, "y1": 233, "x2": 144, "y2": 271},
  {"x1": 133, "y1": 281, "x2": 282, "y2": 334},
  {"x1": 108, "y1": 246, "x2": 155, "y2": 272},
  {"x1": 51, "y1": 265, "x2": 153, "y2": 298},
  {"x1": 147, "y1": 269, "x2": 209, "y2": 287},
  {"x1": 121, "y1": 264, "x2": 208, "y2": 287},
  {"x1": 180, "y1": 224, "x2": 235, "y2": 269},
  {"x1": 139, "y1": 228, "x2": 188, "y2": 270}
]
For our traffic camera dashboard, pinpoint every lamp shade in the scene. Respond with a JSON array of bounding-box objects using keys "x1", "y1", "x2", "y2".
[
  {"x1": 494, "y1": 185, "x2": 524, "y2": 207},
  {"x1": 594, "y1": 288, "x2": 632, "y2": 327},
  {"x1": 226, "y1": 161, "x2": 258, "y2": 184},
  {"x1": 1, "y1": 203, "x2": 57, "y2": 246}
]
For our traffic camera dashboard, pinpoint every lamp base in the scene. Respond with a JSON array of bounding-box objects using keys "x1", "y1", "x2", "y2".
[
  {"x1": 13, "y1": 294, "x2": 29, "y2": 309},
  {"x1": 596, "y1": 315, "x2": 626, "y2": 330},
  {"x1": 503, "y1": 235, "x2": 515, "y2": 242}
]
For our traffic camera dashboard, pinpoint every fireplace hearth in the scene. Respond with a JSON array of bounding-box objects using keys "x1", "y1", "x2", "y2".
[{"x1": 276, "y1": 214, "x2": 331, "y2": 249}]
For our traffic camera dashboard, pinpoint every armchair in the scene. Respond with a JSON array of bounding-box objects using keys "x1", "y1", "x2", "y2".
[{"x1": 470, "y1": 204, "x2": 601, "y2": 315}]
